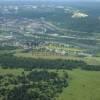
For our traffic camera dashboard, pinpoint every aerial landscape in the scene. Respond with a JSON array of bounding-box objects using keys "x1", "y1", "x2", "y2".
[{"x1": 0, "y1": 0, "x2": 100, "y2": 100}]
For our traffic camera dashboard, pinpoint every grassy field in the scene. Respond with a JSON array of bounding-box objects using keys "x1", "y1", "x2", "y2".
[
  {"x1": 84, "y1": 57, "x2": 100, "y2": 65},
  {"x1": 0, "y1": 68, "x2": 100, "y2": 100},
  {"x1": 58, "y1": 69, "x2": 100, "y2": 100},
  {"x1": 0, "y1": 68, "x2": 25, "y2": 75}
]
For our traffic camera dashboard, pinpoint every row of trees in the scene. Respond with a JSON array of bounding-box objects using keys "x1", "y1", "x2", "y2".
[
  {"x1": 0, "y1": 46, "x2": 17, "y2": 50},
  {"x1": 0, "y1": 54, "x2": 99, "y2": 71},
  {"x1": 0, "y1": 53, "x2": 99, "y2": 71},
  {"x1": 81, "y1": 65, "x2": 100, "y2": 71},
  {"x1": 0, "y1": 54, "x2": 87, "y2": 70}
]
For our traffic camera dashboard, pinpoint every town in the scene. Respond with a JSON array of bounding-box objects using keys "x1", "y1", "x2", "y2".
[{"x1": 0, "y1": 3, "x2": 99, "y2": 57}]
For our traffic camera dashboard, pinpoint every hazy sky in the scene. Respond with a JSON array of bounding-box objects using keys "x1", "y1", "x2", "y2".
[{"x1": 0, "y1": 0, "x2": 100, "y2": 2}]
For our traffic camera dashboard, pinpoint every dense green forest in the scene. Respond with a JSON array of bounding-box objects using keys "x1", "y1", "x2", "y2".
[{"x1": 0, "y1": 70, "x2": 68, "y2": 100}]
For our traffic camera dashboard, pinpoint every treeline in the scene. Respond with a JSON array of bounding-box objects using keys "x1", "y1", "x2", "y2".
[
  {"x1": 0, "y1": 70, "x2": 68, "y2": 100},
  {"x1": 0, "y1": 54, "x2": 100, "y2": 71},
  {"x1": 81, "y1": 65, "x2": 100, "y2": 71},
  {"x1": 0, "y1": 46, "x2": 17, "y2": 50},
  {"x1": 0, "y1": 54, "x2": 86, "y2": 70}
]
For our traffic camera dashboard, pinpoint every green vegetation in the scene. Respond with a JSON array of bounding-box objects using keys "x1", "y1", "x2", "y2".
[
  {"x1": 84, "y1": 57, "x2": 100, "y2": 65},
  {"x1": 14, "y1": 49, "x2": 100, "y2": 65},
  {"x1": 58, "y1": 69, "x2": 100, "y2": 100},
  {"x1": 0, "y1": 51, "x2": 99, "y2": 100},
  {"x1": 0, "y1": 30, "x2": 9, "y2": 35},
  {"x1": 0, "y1": 54, "x2": 88, "y2": 70},
  {"x1": 0, "y1": 46, "x2": 17, "y2": 50},
  {"x1": 0, "y1": 46, "x2": 100, "y2": 100},
  {"x1": 0, "y1": 68, "x2": 100, "y2": 100},
  {"x1": 0, "y1": 2, "x2": 100, "y2": 100},
  {"x1": 0, "y1": 69, "x2": 68, "y2": 100}
]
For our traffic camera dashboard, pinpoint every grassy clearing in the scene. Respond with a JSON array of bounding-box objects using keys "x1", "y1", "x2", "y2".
[
  {"x1": 58, "y1": 69, "x2": 100, "y2": 100},
  {"x1": 0, "y1": 68, "x2": 24, "y2": 75},
  {"x1": 84, "y1": 57, "x2": 100, "y2": 65}
]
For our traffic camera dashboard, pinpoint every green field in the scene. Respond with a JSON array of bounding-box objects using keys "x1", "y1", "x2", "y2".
[
  {"x1": 58, "y1": 69, "x2": 100, "y2": 100},
  {"x1": 0, "y1": 68, "x2": 25, "y2": 76}
]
